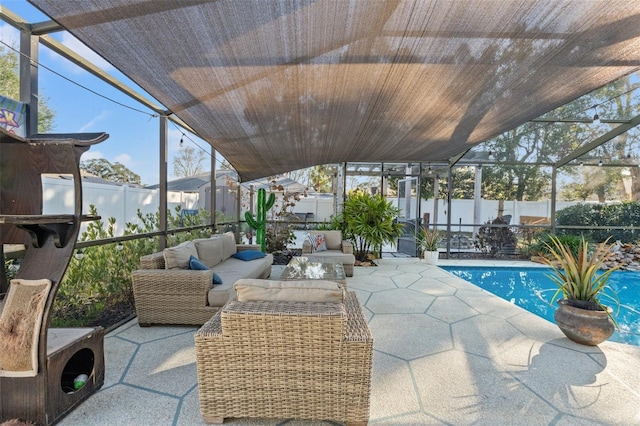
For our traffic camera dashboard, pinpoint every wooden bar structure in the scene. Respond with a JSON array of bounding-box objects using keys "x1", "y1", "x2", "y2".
[{"x1": 0, "y1": 128, "x2": 107, "y2": 425}]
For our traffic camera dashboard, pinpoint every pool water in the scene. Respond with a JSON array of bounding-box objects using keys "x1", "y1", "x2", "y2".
[{"x1": 441, "y1": 266, "x2": 640, "y2": 346}]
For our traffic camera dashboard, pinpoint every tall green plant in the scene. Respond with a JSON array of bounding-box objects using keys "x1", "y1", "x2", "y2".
[
  {"x1": 245, "y1": 188, "x2": 276, "y2": 252},
  {"x1": 333, "y1": 190, "x2": 404, "y2": 261}
]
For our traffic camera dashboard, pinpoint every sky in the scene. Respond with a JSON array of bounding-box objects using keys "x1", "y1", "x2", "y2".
[{"x1": 0, "y1": 0, "x2": 217, "y2": 186}]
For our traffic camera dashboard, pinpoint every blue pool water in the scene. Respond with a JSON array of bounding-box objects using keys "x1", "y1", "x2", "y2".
[{"x1": 441, "y1": 266, "x2": 640, "y2": 346}]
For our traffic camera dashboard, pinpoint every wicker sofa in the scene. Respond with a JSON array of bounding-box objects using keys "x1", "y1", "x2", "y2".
[
  {"x1": 301, "y1": 230, "x2": 356, "y2": 276},
  {"x1": 132, "y1": 232, "x2": 273, "y2": 326},
  {"x1": 194, "y1": 279, "x2": 373, "y2": 425}
]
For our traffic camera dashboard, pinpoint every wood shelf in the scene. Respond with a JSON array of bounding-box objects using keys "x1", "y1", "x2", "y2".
[{"x1": 0, "y1": 215, "x2": 101, "y2": 248}]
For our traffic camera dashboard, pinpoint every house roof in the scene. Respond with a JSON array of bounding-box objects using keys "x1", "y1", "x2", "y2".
[
  {"x1": 146, "y1": 171, "x2": 309, "y2": 193},
  {"x1": 29, "y1": 1, "x2": 640, "y2": 181}
]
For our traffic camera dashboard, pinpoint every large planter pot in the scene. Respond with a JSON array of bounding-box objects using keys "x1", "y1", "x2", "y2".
[
  {"x1": 423, "y1": 250, "x2": 439, "y2": 265},
  {"x1": 554, "y1": 298, "x2": 614, "y2": 346}
]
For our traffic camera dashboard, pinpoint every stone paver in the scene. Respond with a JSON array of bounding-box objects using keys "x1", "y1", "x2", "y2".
[{"x1": 58, "y1": 259, "x2": 640, "y2": 426}]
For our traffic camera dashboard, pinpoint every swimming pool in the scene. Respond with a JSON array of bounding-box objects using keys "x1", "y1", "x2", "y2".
[{"x1": 441, "y1": 266, "x2": 640, "y2": 346}]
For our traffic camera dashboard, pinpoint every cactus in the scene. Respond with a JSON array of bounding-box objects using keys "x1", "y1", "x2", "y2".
[{"x1": 244, "y1": 188, "x2": 276, "y2": 252}]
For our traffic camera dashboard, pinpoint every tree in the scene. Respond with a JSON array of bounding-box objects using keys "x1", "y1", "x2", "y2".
[
  {"x1": 0, "y1": 46, "x2": 55, "y2": 132},
  {"x1": 309, "y1": 165, "x2": 333, "y2": 192},
  {"x1": 173, "y1": 145, "x2": 206, "y2": 177},
  {"x1": 81, "y1": 158, "x2": 141, "y2": 184}
]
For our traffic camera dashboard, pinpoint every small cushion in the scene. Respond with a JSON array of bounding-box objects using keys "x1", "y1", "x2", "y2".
[
  {"x1": 308, "y1": 233, "x2": 327, "y2": 252},
  {"x1": 163, "y1": 241, "x2": 198, "y2": 270},
  {"x1": 232, "y1": 250, "x2": 266, "y2": 261},
  {"x1": 234, "y1": 279, "x2": 344, "y2": 303},
  {"x1": 189, "y1": 256, "x2": 223, "y2": 284},
  {"x1": 189, "y1": 255, "x2": 209, "y2": 270},
  {"x1": 194, "y1": 237, "x2": 225, "y2": 267},
  {"x1": 220, "y1": 232, "x2": 237, "y2": 259},
  {"x1": 321, "y1": 230, "x2": 342, "y2": 250}
]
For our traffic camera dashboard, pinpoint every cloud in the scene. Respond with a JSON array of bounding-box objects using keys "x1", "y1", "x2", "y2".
[
  {"x1": 77, "y1": 110, "x2": 110, "y2": 132},
  {"x1": 114, "y1": 153, "x2": 133, "y2": 167}
]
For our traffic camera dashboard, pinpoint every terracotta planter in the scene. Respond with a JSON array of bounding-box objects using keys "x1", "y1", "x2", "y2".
[
  {"x1": 554, "y1": 298, "x2": 614, "y2": 346},
  {"x1": 423, "y1": 251, "x2": 439, "y2": 265}
]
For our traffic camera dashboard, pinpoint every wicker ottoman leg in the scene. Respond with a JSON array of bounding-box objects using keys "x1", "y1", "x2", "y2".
[{"x1": 203, "y1": 416, "x2": 224, "y2": 424}]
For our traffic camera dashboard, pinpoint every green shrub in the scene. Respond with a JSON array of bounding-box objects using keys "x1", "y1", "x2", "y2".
[
  {"x1": 51, "y1": 205, "x2": 213, "y2": 327},
  {"x1": 529, "y1": 232, "x2": 583, "y2": 258},
  {"x1": 555, "y1": 202, "x2": 640, "y2": 243},
  {"x1": 473, "y1": 216, "x2": 517, "y2": 255}
]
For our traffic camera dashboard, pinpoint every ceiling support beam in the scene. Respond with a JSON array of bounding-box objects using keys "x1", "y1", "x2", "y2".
[{"x1": 555, "y1": 114, "x2": 640, "y2": 168}]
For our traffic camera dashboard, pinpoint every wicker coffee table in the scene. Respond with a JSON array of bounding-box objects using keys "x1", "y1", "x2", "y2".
[{"x1": 281, "y1": 256, "x2": 347, "y2": 289}]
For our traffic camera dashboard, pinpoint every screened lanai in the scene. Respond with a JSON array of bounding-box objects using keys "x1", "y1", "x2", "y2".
[
  {"x1": 4, "y1": 3, "x2": 640, "y2": 425},
  {"x1": 22, "y1": 0, "x2": 640, "y2": 183},
  {"x1": 1, "y1": 1, "x2": 640, "y2": 259}
]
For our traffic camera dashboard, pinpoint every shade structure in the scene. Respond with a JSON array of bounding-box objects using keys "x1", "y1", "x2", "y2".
[{"x1": 28, "y1": 0, "x2": 640, "y2": 182}]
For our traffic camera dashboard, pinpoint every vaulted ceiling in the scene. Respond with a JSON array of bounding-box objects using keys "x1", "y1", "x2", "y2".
[{"x1": 28, "y1": 0, "x2": 640, "y2": 181}]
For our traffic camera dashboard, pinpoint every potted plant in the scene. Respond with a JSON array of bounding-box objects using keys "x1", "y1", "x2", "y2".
[
  {"x1": 540, "y1": 234, "x2": 620, "y2": 346},
  {"x1": 418, "y1": 227, "x2": 440, "y2": 264}
]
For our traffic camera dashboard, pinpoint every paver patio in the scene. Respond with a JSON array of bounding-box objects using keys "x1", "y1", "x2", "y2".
[{"x1": 59, "y1": 259, "x2": 640, "y2": 425}]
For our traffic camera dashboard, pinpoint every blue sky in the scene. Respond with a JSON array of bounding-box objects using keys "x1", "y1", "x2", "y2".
[{"x1": 1, "y1": 0, "x2": 216, "y2": 186}]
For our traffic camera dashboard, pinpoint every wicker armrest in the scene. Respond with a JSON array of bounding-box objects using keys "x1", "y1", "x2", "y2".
[
  {"x1": 343, "y1": 292, "x2": 373, "y2": 343},
  {"x1": 132, "y1": 269, "x2": 213, "y2": 295},
  {"x1": 139, "y1": 251, "x2": 165, "y2": 269},
  {"x1": 341, "y1": 240, "x2": 353, "y2": 254}
]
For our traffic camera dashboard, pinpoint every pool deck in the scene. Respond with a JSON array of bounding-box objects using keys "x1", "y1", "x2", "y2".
[{"x1": 58, "y1": 259, "x2": 640, "y2": 425}]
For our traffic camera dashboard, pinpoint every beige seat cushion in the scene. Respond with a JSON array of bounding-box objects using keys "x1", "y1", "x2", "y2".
[
  {"x1": 163, "y1": 241, "x2": 198, "y2": 270},
  {"x1": 234, "y1": 279, "x2": 344, "y2": 303},
  {"x1": 0, "y1": 278, "x2": 51, "y2": 377}
]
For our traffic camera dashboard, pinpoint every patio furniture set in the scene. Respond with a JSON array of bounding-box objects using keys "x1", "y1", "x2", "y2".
[{"x1": 131, "y1": 229, "x2": 372, "y2": 425}]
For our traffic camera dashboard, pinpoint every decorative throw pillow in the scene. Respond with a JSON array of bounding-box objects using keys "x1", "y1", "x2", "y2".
[
  {"x1": 232, "y1": 250, "x2": 266, "y2": 261},
  {"x1": 308, "y1": 233, "x2": 327, "y2": 252},
  {"x1": 189, "y1": 255, "x2": 223, "y2": 284},
  {"x1": 163, "y1": 241, "x2": 198, "y2": 269},
  {"x1": 189, "y1": 255, "x2": 209, "y2": 270},
  {"x1": 194, "y1": 237, "x2": 225, "y2": 267}
]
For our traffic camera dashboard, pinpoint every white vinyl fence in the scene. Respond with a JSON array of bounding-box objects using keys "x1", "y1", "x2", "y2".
[{"x1": 42, "y1": 176, "x2": 581, "y2": 237}]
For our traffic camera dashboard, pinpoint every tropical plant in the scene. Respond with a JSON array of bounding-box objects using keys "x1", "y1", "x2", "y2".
[
  {"x1": 539, "y1": 235, "x2": 620, "y2": 323},
  {"x1": 418, "y1": 227, "x2": 440, "y2": 252},
  {"x1": 332, "y1": 190, "x2": 404, "y2": 261}
]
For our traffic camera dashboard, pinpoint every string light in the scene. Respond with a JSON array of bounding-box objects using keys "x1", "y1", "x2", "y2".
[
  {"x1": 593, "y1": 107, "x2": 600, "y2": 124},
  {"x1": 180, "y1": 135, "x2": 184, "y2": 147},
  {"x1": 74, "y1": 249, "x2": 84, "y2": 260},
  {"x1": 598, "y1": 158, "x2": 603, "y2": 167}
]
